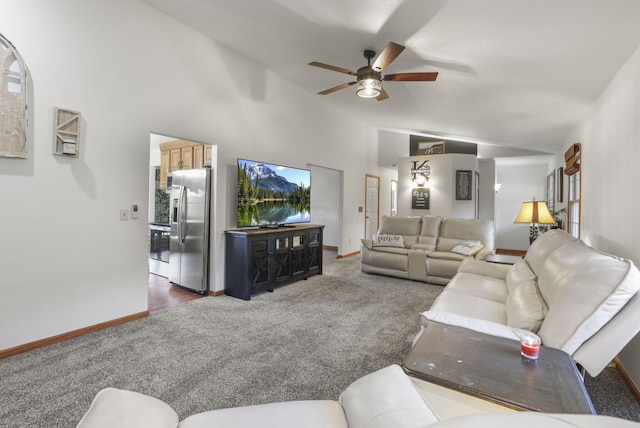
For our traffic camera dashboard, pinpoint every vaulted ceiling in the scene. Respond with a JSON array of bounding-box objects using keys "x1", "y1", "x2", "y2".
[{"x1": 142, "y1": 0, "x2": 640, "y2": 157}]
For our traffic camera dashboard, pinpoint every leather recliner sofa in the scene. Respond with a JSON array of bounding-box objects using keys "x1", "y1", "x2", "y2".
[
  {"x1": 361, "y1": 215, "x2": 495, "y2": 285},
  {"x1": 417, "y1": 229, "x2": 640, "y2": 377},
  {"x1": 76, "y1": 364, "x2": 639, "y2": 428}
]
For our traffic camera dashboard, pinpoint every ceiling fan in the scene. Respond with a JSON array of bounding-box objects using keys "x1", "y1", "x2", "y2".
[{"x1": 309, "y1": 42, "x2": 438, "y2": 101}]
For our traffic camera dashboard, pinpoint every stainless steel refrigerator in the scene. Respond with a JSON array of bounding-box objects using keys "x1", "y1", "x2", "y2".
[{"x1": 169, "y1": 168, "x2": 212, "y2": 294}]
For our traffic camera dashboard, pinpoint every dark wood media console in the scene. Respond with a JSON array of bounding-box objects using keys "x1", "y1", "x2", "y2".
[{"x1": 224, "y1": 224, "x2": 324, "y2": 300}]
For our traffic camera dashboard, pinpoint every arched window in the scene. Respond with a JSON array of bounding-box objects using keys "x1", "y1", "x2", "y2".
[{"x1": 0, "y1": 33, "x2": 28, "y2": 158}]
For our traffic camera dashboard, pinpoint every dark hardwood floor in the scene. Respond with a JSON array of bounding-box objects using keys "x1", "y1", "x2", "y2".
[
  {"x1": 148, "y1": 274, "x2": 204, "y2": 315},
  {"x1": 148, "y1": 248, "x2": 339, "y2": 315}
]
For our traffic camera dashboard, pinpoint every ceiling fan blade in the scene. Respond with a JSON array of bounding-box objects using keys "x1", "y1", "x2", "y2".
[
  {"x1": 318, "y1": 81, "x2": 356, "y2": 95},
  {"x1": 376, "y1": 87, "x2": 389, "y2": 101},
  {"x1": 384, "y1": 72, "x2": 439, "y2": 82},
  {"x1": 308, "y1": 62, "x2": 357, "y2": 76},
  {"x1": 372, "y1": 42, "x2": 406, "y2": 72}
]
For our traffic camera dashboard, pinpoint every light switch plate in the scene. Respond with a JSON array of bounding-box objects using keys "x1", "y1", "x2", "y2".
[{"x1": 120, "y1": 209, "x2": 128, "y2": 221}]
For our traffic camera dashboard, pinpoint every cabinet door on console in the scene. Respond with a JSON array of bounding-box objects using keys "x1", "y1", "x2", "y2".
[
  {"x1": 273, "y1": 235, "x2": 292, "y2": 285},
  {"x1": 290, "y1": 232, "x2": 307, "y2": 277},
  {"x1": 307, "y1": 228, "x2": 323, "y2": 275},
  {"x1": 249, "y1": 236, "x2": 271, "y2": 293}
]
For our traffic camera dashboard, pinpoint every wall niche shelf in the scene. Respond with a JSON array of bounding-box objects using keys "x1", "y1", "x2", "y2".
[{"x1": 53, "y1": 107, "x2": 81, "y2": 157}]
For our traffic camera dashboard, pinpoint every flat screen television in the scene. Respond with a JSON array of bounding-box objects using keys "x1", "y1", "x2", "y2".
[{"x1": 237, "y1": 158, "x2": 311, "y2": 228}]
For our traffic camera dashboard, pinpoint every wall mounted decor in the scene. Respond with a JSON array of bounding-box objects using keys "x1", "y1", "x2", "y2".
[
  {"x1": 455, "y1": 170, "x2": 472, "y2": 200},
  {"x1": 546, "y1": 171, "x2": 555, "y2": 212},
  {"x1": 557, "y1": 167, "x2": 564, "y2": 202},
  {"x1": 0, "y1": 33, "x2": 28, "y2": 159},
  {"x1": 53, "y1": 107, "x2": 80, "y2": 157},
  {"x1": 410, "y1": 159, "x2": 431, "y2": 186},
  {"x1": 412, "y1": 188, "x2": 430, "y2": 209}
]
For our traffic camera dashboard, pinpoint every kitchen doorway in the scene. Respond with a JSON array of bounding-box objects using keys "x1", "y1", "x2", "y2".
[{"x1": 148, "y1": 132, "x2": 216, "y2": 311}]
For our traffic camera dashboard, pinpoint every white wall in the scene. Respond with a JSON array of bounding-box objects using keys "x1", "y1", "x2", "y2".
[
  {"x1": 478, "y1": 159, "x2": 496, "y2": 221},
  {"x1": 309, "y1": 165, "x2": 342, "y2": 248},
  {"x1": 564, "y1": 43, "x2": 640, "y2": 387},
  {"x1": 397, "y1": 154, "x2": 478, "y2": 218},
  {"x1": 495, "y1": 161, "x2": 549, "y2": 251},
  {"x1": 0, "y1": 0, "x2": 371, "y2": 351}
]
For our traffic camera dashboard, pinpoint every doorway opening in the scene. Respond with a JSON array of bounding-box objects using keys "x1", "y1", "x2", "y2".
[{"x1": 148, "y1": 133, "x2": 216, "y2": 313}]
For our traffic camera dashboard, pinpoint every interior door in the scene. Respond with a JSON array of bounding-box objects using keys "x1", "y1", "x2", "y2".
[{"x1": 365, "y1": 174, "x2": 380, "y2": 239}]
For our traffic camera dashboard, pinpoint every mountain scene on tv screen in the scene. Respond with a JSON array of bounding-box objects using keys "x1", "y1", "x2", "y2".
[{"x1": 237, "y1": 161, "x2": 311, "y2": 226}]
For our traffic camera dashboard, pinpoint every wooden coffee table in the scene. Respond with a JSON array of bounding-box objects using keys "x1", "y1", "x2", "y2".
[{"x1": 403, "y1": 321, "x2": 595, "y2": 414}]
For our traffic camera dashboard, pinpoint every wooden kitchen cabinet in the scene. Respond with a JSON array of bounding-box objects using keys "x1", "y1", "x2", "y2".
[
  {"x1": 160, "y1": 149, "x2": 171, "y2": 189},
  {"x1": 159, "y1": 140, "x2": 208, "y2": 189},
  {"x1": 204, "y1": 145, "x2": 212, "y2": 167},
  {"x1": 193, "y1": 144, "x2": 204, "y2": 169}
]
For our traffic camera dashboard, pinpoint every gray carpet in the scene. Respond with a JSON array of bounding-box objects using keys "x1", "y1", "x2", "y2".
[{"x1": 1, "y1": 256, "x2": 639, "y2": 427}]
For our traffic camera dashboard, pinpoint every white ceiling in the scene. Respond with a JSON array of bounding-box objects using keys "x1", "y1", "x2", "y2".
[{"x1": 142, "y1": 0, "x2": 640, "y2": 156}]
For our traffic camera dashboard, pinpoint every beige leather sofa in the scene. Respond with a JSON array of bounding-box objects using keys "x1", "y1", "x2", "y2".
[
  {"x1": 417, "y1": 229, "x2": 640, "y2": 376},
  {"x1": 76, "y1": 364, "x2": 638, "y2": 428},
  {"x1": 361, "y1": 215, "x2": 495, "y2": 285}
]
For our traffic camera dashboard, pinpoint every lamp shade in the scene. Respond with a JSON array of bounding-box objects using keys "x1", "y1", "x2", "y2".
[{"x1": 514, "y1": 200, "x2": 556, "y2": 224}]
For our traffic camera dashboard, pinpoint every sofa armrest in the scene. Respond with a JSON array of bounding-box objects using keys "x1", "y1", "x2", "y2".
[
  {"x1": 360, "y1": 239, "x2": 373, "y2": 250},
  {"x1": 457, "y1": 259, "x2": 510, "y2": 280},
  {"x1": 339, "y1": 364, "x2": 439, "y2": 428},
  {"x1": 76, "y1": 388, "x2": 179, "y2": 428},
  {"x1": 419, "y1": 310, "x2": 539, "y2": 343}
]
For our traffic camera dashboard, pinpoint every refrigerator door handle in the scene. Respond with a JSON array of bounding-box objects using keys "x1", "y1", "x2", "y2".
[{"x1": 179, "y1": 185, "x2": 187, "y2": 244}]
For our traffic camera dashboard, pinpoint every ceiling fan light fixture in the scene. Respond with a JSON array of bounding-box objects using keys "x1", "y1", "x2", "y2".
[
  {"x1": 356, "y1": 67, "x2": 382, "y2": 98},
  {"x1": 356, "y1": 78, "x2": 381, "y2": 98}
]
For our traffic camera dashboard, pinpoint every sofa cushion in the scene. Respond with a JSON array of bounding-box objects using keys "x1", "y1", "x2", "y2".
[
  {"x1": 420, "y1": 311, "x2": 539, "y2": 342},
  {"x1": 451, "y1": 240, "x2": 485, "y2": 256},
  {"x1": 442, "y1": 272, "x2": 509, "y2": 304},
  {"x1": 339, "y1": 364, "x2": 438, "y2": 428},
  {"x1": 418, "y1": 215, "x2": 442, "y2": 248},
  {"x1": 178, "y1": 401, "x2": 348, "y2": 428},
  {"x1": 435, "y1": 237, "x2": 466, "y2": 252},
  {"x1": 378, "y1": 215, "x2": 422, "y2": 236},
  {"x1": 506, "y1": 259, "x2": 536, "y2": 293},
  {"x1": 420, "y1": 215, "x2": 442, "y2": 236},
  {"x1": 457, "y1": 259, "x2": 511, "y2": 280},
  {"x1": 427, "y1": 251, "x2": 467, "y2": 262},
  {"x1": 537, "y1": 239, "x2": 640, "y2": 354},
  {"x1": 506, "y1": 284, "x2": 546, "y2": 333},
  {"x1": 377, "y1": 215, "x2": 422, "y2": 249},
  {"x1": 76, "y1": 388, "x2": 179, "y2": 428},
  {"x1": 430, "y1": 276, "x2": 508, "y2": 324},
  {"x1": 523, "y1": 229, "x2": 577, "y2": 275},
  {"x1": 440, "y1": 218, "x2": 495, "y2": 251},
  {"x1": 372, "y1": 234, "x2": 405, "y2": 248}
]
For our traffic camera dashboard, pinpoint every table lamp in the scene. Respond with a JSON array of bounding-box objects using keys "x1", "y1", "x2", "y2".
[{"x1": 514, "y1": 198, "x2": 556, "y2": 244}]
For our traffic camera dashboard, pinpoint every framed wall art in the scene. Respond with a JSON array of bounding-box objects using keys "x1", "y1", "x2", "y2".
[
  {"x1": 557, "y1": 167, "x2": 564, "y2": 203},
  {"x1": 412, "y1": 188, "x2": 430, "y2": 209},
  {"x1": 0, "y1": 33, "x2": 29, "y2": 159},
  {"x1": 547, "y1": 171, "x2": 555, "y2": 212},
  {"x1": 455, "y1": 170, "x2": 472, "y2": 200}
]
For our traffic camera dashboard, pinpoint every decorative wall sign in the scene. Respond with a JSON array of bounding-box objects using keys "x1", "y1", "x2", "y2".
[
  {"x1": 412, "y1": 188, "x2": 430, "y2": 209},
  {"x1": 53, "y1": 107, "x2": 80, "y2": 157},
  {"x1": 0, "y1": 33, "x2": 28, "y2": 159},
  {"x1": 410, "y1": 160, "x2": 431, "y2": 185},
  {"x1": 455, "y1": 170, "x2": 472, "y2": 200}
]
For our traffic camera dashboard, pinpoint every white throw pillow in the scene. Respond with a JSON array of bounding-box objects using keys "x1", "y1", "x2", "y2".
[
  {"x1": 372, "y1": 234, "x2": 405, "y2": 248},
  {"x1": 451, "y1": 240, "x2": 485, "y2": 256}
]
